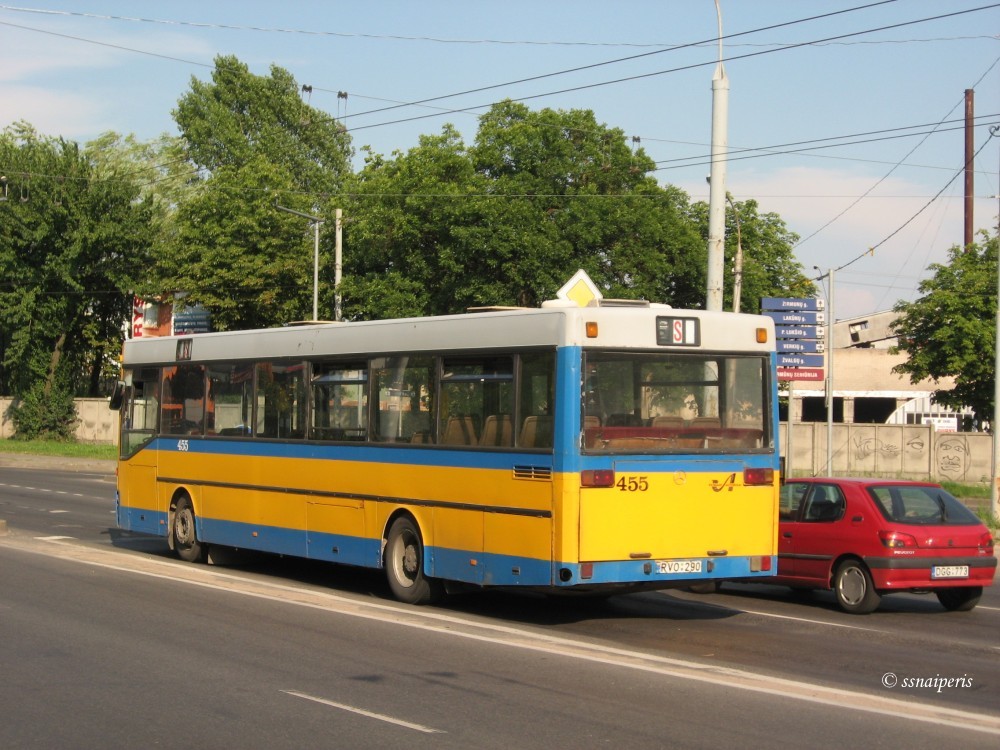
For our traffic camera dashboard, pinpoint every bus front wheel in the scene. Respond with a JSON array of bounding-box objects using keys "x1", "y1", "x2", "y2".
[
  {"x1": 173, "y1": 497, "x2": 206, "y2": 563},
  {"x1": 385, "y1": 516, "x2": 442, "y2": 605}
]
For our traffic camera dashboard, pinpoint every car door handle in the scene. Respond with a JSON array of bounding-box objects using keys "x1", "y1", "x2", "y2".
[{"x1": 782, "y1": 532, "x2": 793, "y2": 538}]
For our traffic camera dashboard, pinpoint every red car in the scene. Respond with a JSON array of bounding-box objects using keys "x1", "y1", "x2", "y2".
[{"x1": 773, "y1": 478, "x2": 996, "y2": 614}]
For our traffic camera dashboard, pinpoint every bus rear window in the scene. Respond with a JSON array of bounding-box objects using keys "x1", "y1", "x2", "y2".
[{"x1": 583, "y1": 351, "x2": 769, "y2": 454}]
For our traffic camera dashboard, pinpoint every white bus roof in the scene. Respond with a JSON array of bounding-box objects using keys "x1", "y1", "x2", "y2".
[{"x1": 122, "y1": 305, "x2": 775, "y2": 366}]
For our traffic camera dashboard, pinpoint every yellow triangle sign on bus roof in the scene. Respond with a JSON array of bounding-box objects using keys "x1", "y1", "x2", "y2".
[{"x1": 556, "y1": 269, "x2": 603, "y2": 308}]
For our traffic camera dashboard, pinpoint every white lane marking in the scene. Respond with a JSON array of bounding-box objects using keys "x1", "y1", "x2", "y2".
[
  {"x1": 7, "y1": 535, "x2": 1000, "y2": 738},
  {"x1": 34, "y1": 536, "x2": 75, "y2": 541},
  {"x1": 282, "y1": 690, "x2": 444, "y2": 733},
  {"x1": 49, "y1": 510, "x2": 70, "y2": 514}
]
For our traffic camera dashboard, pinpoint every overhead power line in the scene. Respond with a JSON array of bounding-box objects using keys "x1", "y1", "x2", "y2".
[{"x1": 341, "y1": 3, "x2": 1000, "y2": 133}]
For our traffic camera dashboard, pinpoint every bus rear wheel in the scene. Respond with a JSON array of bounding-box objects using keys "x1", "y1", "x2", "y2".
[
  {"x1": 173, "y1": 497, "x2": 206, "y2": 563},
  {"x1": 385, "y1": 516, "x2": 442, "y2": 605}
]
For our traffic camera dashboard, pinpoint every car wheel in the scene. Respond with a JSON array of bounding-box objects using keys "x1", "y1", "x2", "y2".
[
  {"x1": 936, "y1": 586, "x2": 983, "y2": 612},
  {"x1": 833, "y1": 560, "x2": 880, "y2": 614},
  {"x1": 384, "y1": 516, "x2": 443, "y2": 605}
]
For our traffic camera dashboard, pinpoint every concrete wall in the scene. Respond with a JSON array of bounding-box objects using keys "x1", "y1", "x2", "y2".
[
  {"x1": 0, "y1": 398, "x2": 118, "y2": 445},
  {"x1": 781, "y1": 422, "x2": 992, "y2": 485}
]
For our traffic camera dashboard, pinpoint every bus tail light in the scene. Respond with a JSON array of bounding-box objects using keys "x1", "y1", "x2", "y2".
[
  {"x1": 756, "y1": 327, "x2": 769, "y2": 343},
  {"x1": 743, "y1": 467, "x2": 774, "y2": 486},
  {"x1": 581, "y1": 469, "x2": 615, "y2": 487},
  {"x1": 750, "y1": 555, "x2": 772, "y2": 572}
]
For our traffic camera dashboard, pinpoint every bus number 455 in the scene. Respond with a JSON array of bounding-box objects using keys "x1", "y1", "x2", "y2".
[{"x1": 616, "y1": 476, "x2": 648, "y2": 492}]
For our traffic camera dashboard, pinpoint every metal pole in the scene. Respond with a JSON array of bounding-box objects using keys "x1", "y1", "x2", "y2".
[
  {"x1": 706, "y1": 0, "x2": 728, "y2": 311},
  {"x1": 991, "y1": 125, "x2": 1000, "y2": 520},
  {"x1": 275, "y1": 202, "x2": 324, "y2": 321},
  {"x1": 727, "y1": 193, "x2": 743, "y2": 313},
  {"x1": 335, "y1": 208, "x2": 343, "y2": 322},
  {"x1": 826, "y1": 268, "x2": 835, "y2": 476}
]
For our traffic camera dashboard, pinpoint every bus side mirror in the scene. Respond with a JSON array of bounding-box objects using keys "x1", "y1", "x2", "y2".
[{"x1": 109, "y1": 381, "x2": 125, "y2": 411}]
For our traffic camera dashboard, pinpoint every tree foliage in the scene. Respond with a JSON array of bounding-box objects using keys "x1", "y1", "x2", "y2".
[
  {"x1": 160, "y1": 56, "x2": 353, "y2": 328},
  {"x1": 339, "y1": 101, "x2": 723, "y2": 319},
  {"x1": 891, "y1": 232, "x2": 998, "y2": 425},
  {"x1": 0, "y1": 123, "x2": 155, "y2": 436}
]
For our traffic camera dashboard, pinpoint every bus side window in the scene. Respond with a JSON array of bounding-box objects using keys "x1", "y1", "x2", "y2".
[
  {"x1": 256, "y1": 361, "x2": 307, "y2": 439},
  {"x1": 518, "y1": 351, "x2": 555, "y2": 449},
  {"x1": 440, "y1": 355, "x2": 514, "y2": 448},
  {"x1": 206, "y1": 363, "x2": 253, "y2": 437},
  {"x1": 311, "y1": 361, "x2": 368, "y2": 441},
  {"x1": 373, "y1": 356, "x2": 434, "y2": 443},
  {"x1": 161, "y1": 364, "x2": 206, "y2": 435}
]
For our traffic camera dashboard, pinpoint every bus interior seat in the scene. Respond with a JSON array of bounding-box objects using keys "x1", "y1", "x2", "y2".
[
  {"x1": 650, "y1": 415, "x2": 684, "y2": 429},
  {"x1": 441, "y1": 415, "x2": 477, "y2": 445},
  {"x1": 480, "y1": 415, "x2": 513, "y2": 447},
  {"x1": 690, "y1": 416, "x2": 721, "y2": 430},
  {"x1": 519, "y1": 415, "x2": 553, "y2": 448}
]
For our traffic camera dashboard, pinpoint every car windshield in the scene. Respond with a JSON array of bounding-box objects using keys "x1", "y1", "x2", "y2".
[{"x1": 867, "y1": 485, "x2": 981, "y2": 525}]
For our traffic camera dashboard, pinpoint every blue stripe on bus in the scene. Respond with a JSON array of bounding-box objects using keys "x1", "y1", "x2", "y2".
[{"x1": 139, "y1": 437, "x2": 777, "y2": 477}]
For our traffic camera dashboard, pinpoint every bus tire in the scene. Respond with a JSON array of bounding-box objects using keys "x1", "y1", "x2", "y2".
[
  {"x1": 385, "y1": 516, "x2": 443, "y2": 605},
  {"x1": 173, "y1": 497, "x2": 206, "y2": 563},
  {"x1": 936, "y1": 586, "x2": 982, "y2": 612},
  {"x1": 833, "y1": 559, "x2": 880, "y2": 614}
]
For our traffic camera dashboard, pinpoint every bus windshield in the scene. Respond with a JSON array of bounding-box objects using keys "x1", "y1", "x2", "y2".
[{"x1": 583, "y1": 351, "x2": 769, "y2": 453}]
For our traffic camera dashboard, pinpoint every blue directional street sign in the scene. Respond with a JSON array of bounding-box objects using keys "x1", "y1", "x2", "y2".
[
  {"x1": 761, "y1": 297, "x2": 825, "y2": 312},
  {"x1": 775, "y1": 325, "x2": 821, "y2": 340},
  {"x1": 777, "y1": 353, "x2": 825, "y2": 368},
  {"x1": 763, "y1": 310, "x2": 826, "y2": 326},
  {"x1": 777, "y1": 339, "x2": 825, "y2": 353}
]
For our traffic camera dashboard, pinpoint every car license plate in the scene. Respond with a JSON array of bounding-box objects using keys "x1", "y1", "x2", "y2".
[
  {"x1": 656, "y1": 559, "x2": 703, "y2": 575},
  {"x1": 932, "y1": 565, "x2": 969, "y2": 579}
]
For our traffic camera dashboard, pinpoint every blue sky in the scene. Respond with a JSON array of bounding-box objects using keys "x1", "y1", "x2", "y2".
[{"x1": 2, "y1": 1, "x2": 998, "y2": 320}]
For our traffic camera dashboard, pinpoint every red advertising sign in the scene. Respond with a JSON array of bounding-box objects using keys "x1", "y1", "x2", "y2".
[{"x1": 777, "y1": 367, "x2": 825, "y2": 382}]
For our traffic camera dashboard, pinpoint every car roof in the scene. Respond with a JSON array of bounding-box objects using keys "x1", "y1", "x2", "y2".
[{"x1": 785, "y1": 477, "x2": 941, "y2": 488}]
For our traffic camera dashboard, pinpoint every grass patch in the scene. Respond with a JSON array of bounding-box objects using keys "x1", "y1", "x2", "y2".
[
  {"x1": 0, "y1": 438, "x2": 116, "y2": 460},
  {"x1": 941, "y1": 481, "x2": 990, "y2": 499}
]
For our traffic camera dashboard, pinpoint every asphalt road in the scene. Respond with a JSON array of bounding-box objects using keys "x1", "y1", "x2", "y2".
[{"x1": 1, "y1": 461, "x2": 998, "y2": 748}]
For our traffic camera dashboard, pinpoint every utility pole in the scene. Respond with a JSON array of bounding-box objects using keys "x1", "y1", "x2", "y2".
[
  {"x1": 706, "y1": 0, "x2": 729, "y2": 311},
  {"x1": 965, "y1": 89, "x2": 974, "y2": 248},
  {"x1": 335, "y1": 208, "x2": 343, "y2": 322},
  {"x1": 990, "y1": 124, "x2": 999, "y2": 521},
  {"x1": 275, "y1": 202, "x2": 324, "y2": 321},
  {"x1": 726, "y1": 193, "x2": 743, "y2": 313}
]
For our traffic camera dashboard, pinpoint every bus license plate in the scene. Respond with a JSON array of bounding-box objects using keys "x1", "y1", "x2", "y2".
[
  {"x1": 932, "y1": 565, "x2": 969, "y2": 579},
  {"x1": 657, "y1": 559, "x2": 703, "y2": 575}
]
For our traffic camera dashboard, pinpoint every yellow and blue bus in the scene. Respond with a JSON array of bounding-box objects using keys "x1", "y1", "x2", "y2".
[{"x1": 113, "y1": 299, "x2": 779, "y2": 604}]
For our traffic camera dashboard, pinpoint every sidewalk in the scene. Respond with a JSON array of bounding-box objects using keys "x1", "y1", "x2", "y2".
[{"x1": 0, "y1": 452, "x2": 116, "y2": 475}]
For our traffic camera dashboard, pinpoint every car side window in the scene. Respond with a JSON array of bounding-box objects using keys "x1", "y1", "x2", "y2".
[
  {"x1": 803, "y1": 484, "x2": 845, "y2": 523},
  {"x1": 779, "y1": 482, "x2": 809, "y2": 520}
]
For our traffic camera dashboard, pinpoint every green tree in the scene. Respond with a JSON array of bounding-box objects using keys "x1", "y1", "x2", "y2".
[
  {"x1": 0, "y1": 123, "x2": 155, "y2": 437},
  {"x1": 891, "y1": 232, "x2": 998, "y2": 425},
  {"x1": 340, "y1": 101, "x2": 708, "y2": 319},
  {"x1": 162, "y1": 55, "x2": 353, "y2": 329}
]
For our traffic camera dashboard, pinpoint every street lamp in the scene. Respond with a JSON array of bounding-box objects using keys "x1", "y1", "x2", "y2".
[{"x1": 275, "y1": 202, "x2": 323, "y2": 321}]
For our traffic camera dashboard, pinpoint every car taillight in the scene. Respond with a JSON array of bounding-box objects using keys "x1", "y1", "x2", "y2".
[
  {"x1": 879, "y1": 530, "x2": 918, "y2": 549},
  {"x1": 743, "y1": 467, "x2": 774, "y2": 486},
  {"x1": 980, "y1": 532, "x2": 994, "y2": 552},
  {"x1": 581, "y1": 470, "x2": 615, "y2": 487}
]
